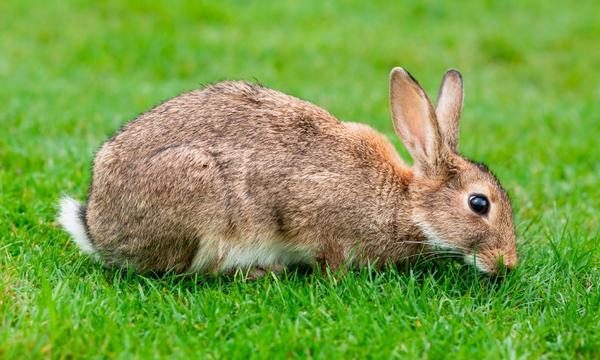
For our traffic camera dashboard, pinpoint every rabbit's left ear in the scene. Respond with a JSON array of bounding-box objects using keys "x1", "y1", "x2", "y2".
[
  {"x1": 435, "y1": 69, "x2": 464, "y2": 152},
  {"x1": 389, "y1": 67, "x2": 445, "y2": 175}
]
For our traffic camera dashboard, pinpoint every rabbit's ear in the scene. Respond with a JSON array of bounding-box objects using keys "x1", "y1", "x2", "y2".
[
  {"x1": 435, "y1": 69, "x2": 463, "y2": 152},
  {"x1": 390, "y1": 67, "x2": 444, "y2": 174}
]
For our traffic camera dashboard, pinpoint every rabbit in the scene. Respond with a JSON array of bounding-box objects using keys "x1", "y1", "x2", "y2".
[{"x1": 58, "y1": 68, "x2": 517, "y2": 277}]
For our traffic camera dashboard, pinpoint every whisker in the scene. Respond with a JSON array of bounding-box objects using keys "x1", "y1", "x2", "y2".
[
  {"x1": 414, "y1": 254, "x2": 464, "y2": 264},
  {"x1": 391, "y1": 240, "x2": 470, "y2": 253},
  {"x1": 425, "y1": 253, "x2": 463, "y2": 260},
  {"x1": 422, "y1": 249, "x2": 464, "y2": 256},
  {"x1": 392, "y1": 250, "x2": 463, "y2": 264}
]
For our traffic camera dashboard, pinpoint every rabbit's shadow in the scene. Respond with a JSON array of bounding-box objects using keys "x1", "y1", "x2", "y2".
[{"x1": 94, "y1": 257, "x2": 514, "y2": 299}]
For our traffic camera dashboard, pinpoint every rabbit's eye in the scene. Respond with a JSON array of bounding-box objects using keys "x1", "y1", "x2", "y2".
[{"x1": 468, "y1": 194, "x2": 489, "y2": 215}]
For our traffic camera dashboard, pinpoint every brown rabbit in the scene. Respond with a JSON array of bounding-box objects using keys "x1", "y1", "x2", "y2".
[{"x1": 58, "y1": 68, "x2": 517, "y2": 276}]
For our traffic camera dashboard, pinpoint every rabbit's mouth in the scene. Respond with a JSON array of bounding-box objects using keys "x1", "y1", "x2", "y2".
[
  {"x1": 463, "y1": 253, "x2": 490, "y2": 273},
  {"x1": 463, "y1": 250, "x2": 517, "y2": 275},
  {"x1": 412, "y1": 213, "x2": 518, "y2": 275}
]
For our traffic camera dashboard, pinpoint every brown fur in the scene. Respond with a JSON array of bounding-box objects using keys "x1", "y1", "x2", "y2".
[{"x1": 63, "y1": 68, "x2": 517, "y2": 276}]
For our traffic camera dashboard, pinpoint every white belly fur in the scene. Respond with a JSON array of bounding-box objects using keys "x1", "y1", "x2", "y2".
[{"x1": 187, "y1": 235, "x2": 314, "y2": 273}]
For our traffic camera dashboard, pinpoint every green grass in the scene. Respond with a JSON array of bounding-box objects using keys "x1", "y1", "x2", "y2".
[{"x1": 1, "y1": 0, "x2": 598, "y2": 358}]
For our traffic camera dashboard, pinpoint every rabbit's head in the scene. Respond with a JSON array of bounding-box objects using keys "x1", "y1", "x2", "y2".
[{"x1": 390, "y1": 68, "x2": 517, "y2": 275}]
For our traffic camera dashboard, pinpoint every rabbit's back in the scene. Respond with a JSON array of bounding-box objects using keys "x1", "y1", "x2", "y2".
[{"x1": 85, "y1": 82, "x2": 409, "y2": 272}]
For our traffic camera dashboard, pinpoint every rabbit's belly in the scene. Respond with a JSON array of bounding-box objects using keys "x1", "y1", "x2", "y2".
[{"x1": 187, "y1": 235, "x2": 314, "y2": 273}]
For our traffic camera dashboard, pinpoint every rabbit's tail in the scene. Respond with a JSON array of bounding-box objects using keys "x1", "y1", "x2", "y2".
[{"x1": 58, "y1": 196, "x2": 97, "y2": 257}]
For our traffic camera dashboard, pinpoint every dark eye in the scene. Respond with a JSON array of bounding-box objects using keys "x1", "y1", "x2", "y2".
[{"x1": 468, "y1": 194, "x2": 489, "y2": 215}]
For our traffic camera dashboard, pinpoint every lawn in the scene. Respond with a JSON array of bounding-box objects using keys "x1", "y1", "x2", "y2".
[{"x1": 1, "y1": 0, "x2": 598, "y2": 358}]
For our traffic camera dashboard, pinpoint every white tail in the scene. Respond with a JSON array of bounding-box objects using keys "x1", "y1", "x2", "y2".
[{"x1": 58, "y1": 196, "x2": 96, "y2": 256}]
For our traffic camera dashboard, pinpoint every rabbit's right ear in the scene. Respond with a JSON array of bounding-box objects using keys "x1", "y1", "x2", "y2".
[
  {"x1": 389, "y1": 68, "x2": 444, "y2": 175},
  {"x1": 435, "y1": 69, "x2": 463, "y2": 152}
]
